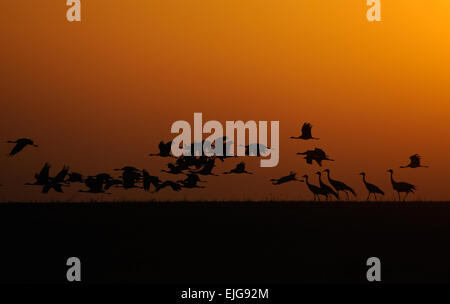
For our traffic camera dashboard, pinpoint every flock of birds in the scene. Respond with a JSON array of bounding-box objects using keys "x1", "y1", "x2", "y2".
[{"x1": 4, "y1": 123, "x2": 428, "y2": 201}]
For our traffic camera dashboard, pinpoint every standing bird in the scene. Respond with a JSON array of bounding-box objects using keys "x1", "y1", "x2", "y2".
[
  {"x1": 270, "y1": 172, "x2": 303, "y2": 185},
  {"x1": 387, "y1": 169, "x2": 416, "y2": 201},
  {"x1": 290, "y1": 122, "x2": 319, "y2": 140},
  {"x1": 323, "y1": 169, "x2": 356, "y2": 200},
  {"x1": 149, "y1": 141, "x2": 172, "y2": 157},
  {"x1": 360, "y1": 172, "x2": 384, "y2": 201},
  {"x1": 316, "y1": 171, "x2": 339, "y2": 200},
  {"x1": 297, "y1": 148, "x2": 334, "y2": 166},
  {"x1": 7, "y1": 138, "x2": 38, "y2": 156},
  {"x1": 303, "y1": 174, "x2": 327, "y2": 201},
  {"x1": 400, "y1": 154, "x2": 428, "y2": 168},
  {"x1": 223, "y1": 162, "x2": 252, "y2": 174}
]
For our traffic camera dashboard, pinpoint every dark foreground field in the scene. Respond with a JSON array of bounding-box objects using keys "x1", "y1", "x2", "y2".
[{"x1": 0, "y1": 201, "x2": 449, "y2": 284}]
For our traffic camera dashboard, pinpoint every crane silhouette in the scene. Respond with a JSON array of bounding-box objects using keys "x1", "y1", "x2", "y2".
[
  {"x1": 316, "y1": 171, "x2": 338, "y2": 200},
  {"x1": 270, "y1": 172, "x2": 303, "y2": 185},
  {"x1": 302, "y1": 174, "x2": 327, "y2": 201},
  {"x1": 79, "y1": 176, "x2": 109, "y2": 194},
  {"x1": 66, "y1": 172, "x2": 83, "y2": 183},
  {"x1": 224, "y1": 162, "x2": 252, "y2": 174},
  {"x1": 400, "y1": 154, "x2": 428, "y2": 168},
  {"x1": 297, "y1": 148, "x2": 333, "y2": 166},
  {"x1": 154, "y1": 181, "x2": 182, "y2": 192},
  {"x1": 7, "y1": 138, "x2": 38, "y2": 156},
  {"x1": 290, "y1": 122, "x2": 319, "y2": 140},
  {"x1": 387, "y1": 169, "x2": 416, "y2": 201},
  {"x1": 360, "y1": 172, "x2": 384, "y2": 200},
  {"x1": 162, "y1": 163, "x2": 185, "y2": 174},
  {"x1": 149, "y1": 141, "x2": 172, "y2": 157},
  {"x1": 42, "y1": 166, "x2": 69, "y2": 194},
  {"x1": 143, "y1": 169, "x2": 161, "y2": 192},
  {"x1": 323, "y1": 169, "x2": 356, "y2": 200},
  {"x1": 25, "y1": 162, "x2": 51, "y2": 186},
  {"x1": 178, "y1": 173, "x2": 206, "y2": 189},
  {"x1": 191, "y1": 157, "x2": 218, "y2": 176}
]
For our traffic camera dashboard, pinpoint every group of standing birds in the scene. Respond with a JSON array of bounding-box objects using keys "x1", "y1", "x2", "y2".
[
  {"x1": 283, "y1": 122, "x2": 426, "y2": 201},
  {"x1": 4, "y1": 123, "x2": 427, "y2": 201}
]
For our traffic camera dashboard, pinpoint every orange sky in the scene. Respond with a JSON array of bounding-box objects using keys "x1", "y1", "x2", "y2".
[{"x1": 1, "y1": 0, "x2": 449, "y2": 201}]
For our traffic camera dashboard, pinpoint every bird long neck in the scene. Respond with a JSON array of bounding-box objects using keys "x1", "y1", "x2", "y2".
[
  {"x1": 389, "y1": 171, "x2": 396, "y2": 186},
  {"x1": 362, "y1": 175, "x2": 367, "y2": 185},
  {"x1": 304, "y1": 176, "x2": 310, "y2": 186}
]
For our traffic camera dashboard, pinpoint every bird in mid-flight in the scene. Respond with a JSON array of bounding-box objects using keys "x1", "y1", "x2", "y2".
[
  {"x1": 400, "y1": 154, "x2": 428, "y2": 168},
  {"x1": 290, "y1": 122, "x2": 319, "y2": 140},
  {"x1": 7, "y1": 138, "x2": 38, "y2": 156}
]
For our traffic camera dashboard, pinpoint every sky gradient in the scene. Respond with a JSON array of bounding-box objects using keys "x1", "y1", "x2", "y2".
[{"x1": 1, "y1": 0, "x2": 450, "y2": 201}]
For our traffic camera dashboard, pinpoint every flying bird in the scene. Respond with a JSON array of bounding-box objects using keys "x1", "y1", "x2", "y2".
[
  {"x1": 323, "y1": 169, "x2": 356, "y2": 200},
  {"x1": 387, "y1": 169, "x2": 416, "y2": 201},
  {"x1": 400, "y1": 154, "x2": 428, "y2": 168},
  {"x1": 290, "y1": 122, "x2": 319, "y2": 140},
  {"x1": 79, "y1": 176, "x2": 108, "y2": 194},
  {"x1": 143, "y1": 169, "x2": 161, "y2": 192},
  {"x1": 178, "y1": 173, "x2": 206, "y2": 189},
  {"x1": 25, "y1": 162, "x2": 51, "y2": 186},
  {"x1": 360, "y1": 172, "x2": 384, "y2": 200},
  {"x1": 42, "y1": 166, "x2": 69, "y2": 194},
  {"x1": 7, "y1": 138, "x2": 38, "y2": 156},
  {"x1": 270, "y1": 172, "x2": 303, "y2": 185},
  {"x1": 154, "y1": 181, "x2": 182, "y2": 192},
  {"x1": 149, "y1": 141, "x2": 172, "y2": 157},
  {"x1": 297, "y1": 148, "x2": 334, "y2": 166},
  {"x1": 224, "y1": 162, "x2": 252, "y2": 174},
  {"x1": 66, "y1": 172, "x2": 83, "y2": 183}
]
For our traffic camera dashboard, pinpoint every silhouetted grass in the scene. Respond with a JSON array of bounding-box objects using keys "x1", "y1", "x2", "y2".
[{"x1": 0, "y1": 200, "x2": 449, "y2": 283}]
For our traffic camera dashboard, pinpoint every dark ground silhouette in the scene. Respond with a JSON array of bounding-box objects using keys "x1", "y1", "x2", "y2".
[{"x1": 0, "y1": 201, "x2": 449, "y2": 284}]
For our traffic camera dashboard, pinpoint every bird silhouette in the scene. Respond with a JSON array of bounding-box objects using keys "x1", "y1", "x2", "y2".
[
  {"x1": 7, "y1": 138, "x2": 38, "y2": 156},
  {"x1": 42, "y1": 166, "x2": 69, "y2": 194},
  {"x1": 161, "y1": 163, "x2": 185, "y2": 174},
  {"x1": 400, "y1": 154, "x2": 428, "y2": 169},
  {"x1": 142, "y1": 169, "x2": 161, "y2": 192},
  {"x1": 154, "y1": 180, "x2": 182, "y2": 192},
  {"x1": 297, "y1": 148, "x2": 334, "y2": 166},
  {"x1": 360, "y1": 172, "x2": 384, "y2": 200},
  {"x1": 149, "y1": 141, "x2": 172, "y2": 157},
  {"x1": 303, "y1": 174, "x2": 327, "y2": 201},
  {"x1": 290, "y1": 123, "x2": 319, "y2": 140},
  {"x1": 178, "y1": 173, "x2": 206, "y2": 189},
  {"x1": 270, "y1": 172, "x2": 303, "y2": 185},
  {"x1": 243, "y1": 144, "x2": 269, "y2": 156},
  {"x1": 191, "y1": 157, "x2": 218, "y2": 176},
  {"x1": 79, "y1": 176, "x2": 109, "y2": 194},
  {"x1": 316, "y1": 171, "x2": 339, "y2": 200},
  {"x1": 387, "y1": 169, "x2": 416, "y2": 201},
  {"x1": 224, "y1": 162, "x2": 252, "y2": 174},
  {"x1": 323, "y1": 169, "x2": 356, "y2": 200},
  {"x1": 25, "y1": 162, "x2": 51, "y2": 186},
  {"x1": 66, "y1": 172, "x2": 83, "y2": 183}
]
